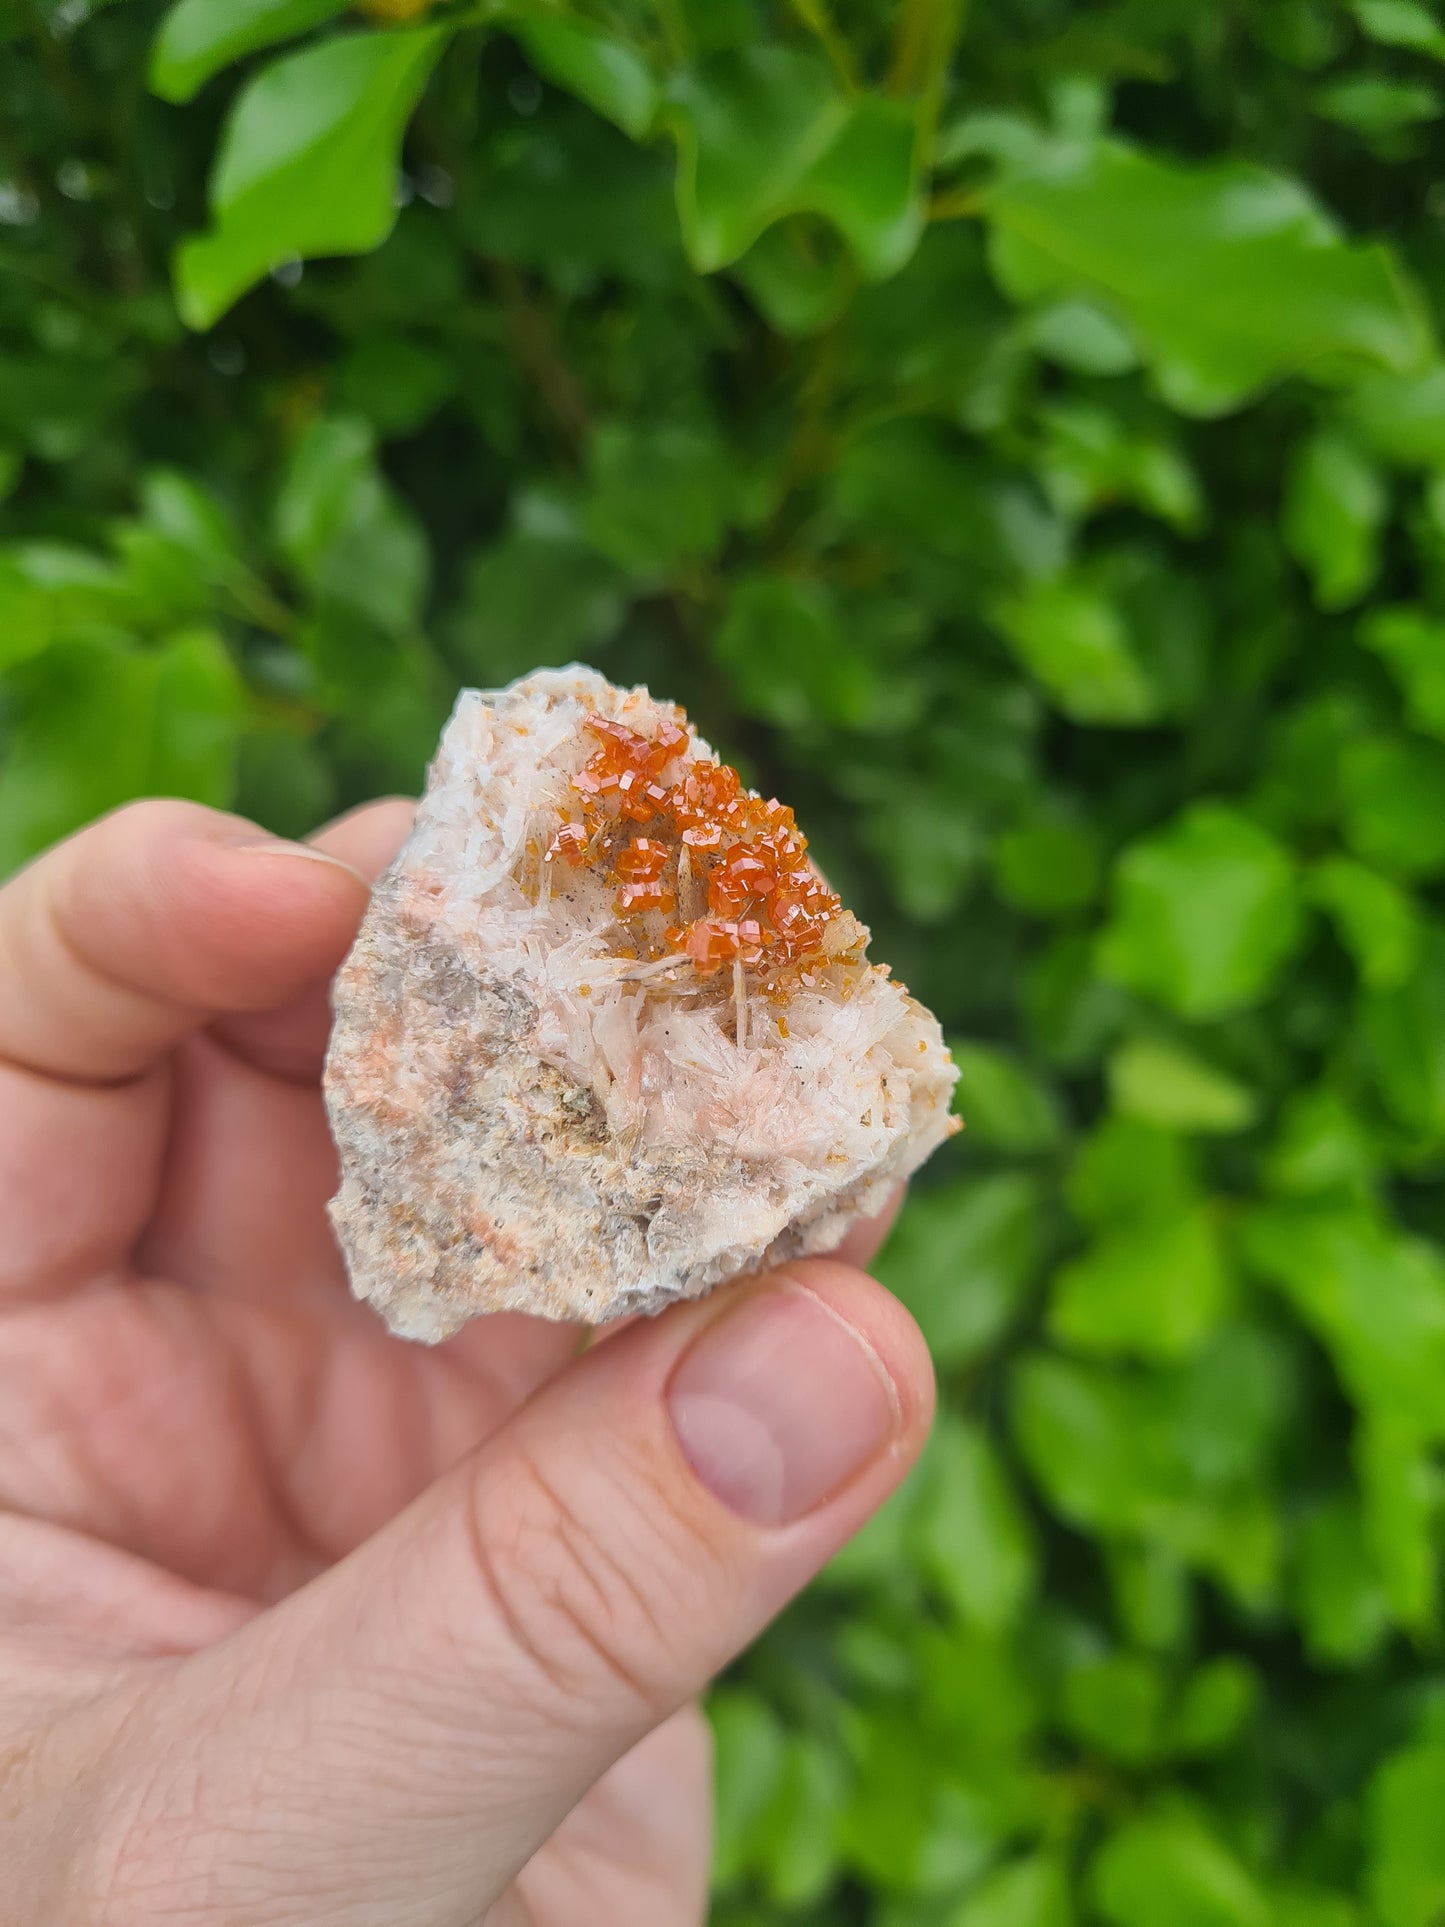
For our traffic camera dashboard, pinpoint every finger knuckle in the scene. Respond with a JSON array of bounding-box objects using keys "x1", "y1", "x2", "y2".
[{"x1": 461, "y1": 1441, "x2": 718, "y2": 1725}]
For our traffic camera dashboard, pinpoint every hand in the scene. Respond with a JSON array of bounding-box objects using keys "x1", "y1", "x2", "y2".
[{"x1": 0, "y1": 799, "x2": 934, "y2": 1927}]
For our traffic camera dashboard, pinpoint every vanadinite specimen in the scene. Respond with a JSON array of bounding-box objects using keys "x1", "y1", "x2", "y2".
[{"x1": 324, "y1": 667, "x2": 959, "y2": 1339}]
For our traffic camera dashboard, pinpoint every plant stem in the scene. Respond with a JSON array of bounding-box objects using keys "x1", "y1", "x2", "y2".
[{"x1": 788, "y1": 0, "x2": 858, "y2": 91}]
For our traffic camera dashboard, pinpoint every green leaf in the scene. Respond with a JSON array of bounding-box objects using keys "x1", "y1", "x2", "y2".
[
  {"x1": 910, "y1": 1419, "x2": 1038, "y2": 1632},
  {"x1": 831, "y1": 419, "x2": 1067, "y2": 583},
  {"x1": 992, "y1": 573, "x2": 1157, "y2": 725},
  {"x1": 949, "y1": 1042, "x2": 1063, "y2": 1153},
  {"x1": 1355, "y1": 0, "x2": 1445, "y2": 59},
  {"x1": 832, "y1": 437, "x2": 1071, "y2": 593},
  {"x1": 947, "y1": 1855, "x2": 1073, "y2": 1927},
  {"x1": 819, "y1": 1457, "x2": 924, "y2": 1591},
  {"x1": 0, "y1": 543, "x2": 127, "y2": 627},
  {"x1": 1341, "y1": 734, "x2": 1445, "y2": 877},
  {"x1": 1256, "y1": 688, "x2": 1377, "y2": 831},
  {"x1": 1091, "y1": 1811, "x2": 1272, "y2": 1927},
  {"x1": 1026, "y1": 299, "x2": 1139, "y2": 375},
  {"x1": 149, "y1": 0, "x2": 347, "y2": 104},
  {"x1": 1068, "y1": 1116, "x2": 1199, "y2": 1228},
  {"x1": 1011, "y1": 1331, "x2": 1290, "y2": 1593},
  {"x1": 175, "y1": 26, "x2": 450, "y2": 328},
  {"x1": 710, "y1": 1689, "x2": 788, "y2": 1890},
  {"x1": 449, "y1": 527, "x2": 627, "y2": 685},
  {"x1": 1275, "y1": 1889, "x2": 1362, "y2": 1927},
  {"x1": 1049, "y1": 1205, "x2": 1232, "y2": 1361},
  {"x1": 841, "y1": 1711, "x2": 1009, "y2": 1894},
  {"x1": 860, "y1": 780, "x2": 984, "y2": 921},
  {"x1": 149, "y1": 628, "x2": 250, "y2": 797},
  {"x1": 274, "y1": 415, "x2": 428, "y2": 633},
  {"x1": 1060, "y1": 1650, "x2": 1168, "y2": 1765},
  {"x1": 993, "y1": 545, "x2": 1209, "y2": 728},
  {"x1": 753, "y1": 1733, "x2": 847, "y2": 1907},
  {"x1": 336, "y1": 334, "x2": 454, "y2": 436},
  {"x1": 730, "y1": 220, "x2": 855, "y2": 336},
  {"x1": 1344, "y1": 364, "x2": 1445, "y2": 466},
  {"x1": 508, "y1": 12, "x2": 659, "y2": 139},
  {"x1": 1368, "y1": 1742, "x2": 1445, "y2": 1927},
  {"x1": 1109, "y1": 1540, "x2": 1195, "y2": 1651},
  {"x1": 1265, "y1": 1083, "x2": 1381, "y2": 1198},
  {"x1": 1282, "y1": 428, "x2": 1388, "y2": 610},
  {"x1": 235, "y1": 728, "x2": 337, "y2": 841},
  {"x1": 0, "y1": 630, "x2": 245, "y2": 874},
  {"x1": 1098, "y1": 804, "x2": 1302, "y2": 1020},
  {"x1": 460, "y1": 104, "x2": 678, "y2": 288},
  {"x1": 1297, "y1": 1493, "x2": 1393, "y2": 1663},
  {"x1": 1357, "y1": 1414, "x2": 1440, "y2": 1633},
  {"x1": 1026, "y1": 935, "x2": 1134, "y2": 1070},
  {"x1": 1168, "y1": 1657, "x2": 1259, "y2": 1756},
  {"x1": 875, "y1": 1174, "x2": 1045, "y2": 1368},
  {"x1": 109, "y1": 530, "x2": 220, "y2": 632},
  {"x1": 1363, "y1": 928, "x2": 1445, "y2": 1138},
  {"x1": 0, "y1": 350, "x2": 142, "y2": 463},
  {"x1": 1314, "y1": 76, "x2": 1442, "y2": 137},
  {"x1": 992, "y1": 811, "x2": 1103, "y2": 917},
  {"x1": 666, "y1": 48, "x2": 922, "y2": 276},
  {"x1": 1108, "y1": 1036, "x2": 1259, "y2": 1135},
  {"x1": 1359, "y1": 605, "x2": 1445, "y2": 739},
  {"x1": 714, "y1": 574, "x2": 881, "y2": 730},
  {"x1": 1033, "y1": 398, "x2": 1203, "y2": 533},
  {"x1": 295, "y1": 605, "x2": 443, "y2": 780},
  {"x1": 0, "y1": 556, "x2": 68, "y2": 672},
  {"x1": 1308, "y1": 855, "x2": 1422, "y2": 988},
  {"x1": 986, "y1": 141, "x2": 1430, "y2": 416},
  {"x1": 1243, "y1": 1200, "x2": 1445, "y2": 1434},
  {"x1": 582, "y1": 421, "x2": 740, "y2": 576},
  {"x1": 137, "y1": 469, "x2": 246, "y2": 583},
  {"x1": 915, "y1": 1621, "x2": 1041, "y2": 1774},
  {"x1": 844, "y1": 225, "x2": 1027, "y2": 429}
]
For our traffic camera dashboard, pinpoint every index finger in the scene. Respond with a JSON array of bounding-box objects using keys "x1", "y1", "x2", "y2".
[
  {"x1": 207, "y1": 796, "x2": 416, "y2": 1082},
  {"x1": 0, "y1": 801, "x2": 369, "y2": 1086}
]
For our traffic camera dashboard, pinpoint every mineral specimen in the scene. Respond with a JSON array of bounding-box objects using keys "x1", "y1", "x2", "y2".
[{"x1": 324, "y1": 667, "x2": 959, "y2": 1340}]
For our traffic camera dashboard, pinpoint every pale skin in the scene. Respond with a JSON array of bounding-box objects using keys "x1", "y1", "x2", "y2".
[{"x1": 0, "y1": 797, "x2": 936, "y2": 1927}]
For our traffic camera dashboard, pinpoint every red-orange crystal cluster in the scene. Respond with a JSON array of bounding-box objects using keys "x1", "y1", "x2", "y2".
[{"x1": 546, "y1": 713, "x2": 844, "y2": 978}]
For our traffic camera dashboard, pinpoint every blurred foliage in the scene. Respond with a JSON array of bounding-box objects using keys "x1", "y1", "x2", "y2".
[{"x1": 6, "y1": 0, "x2": 1445, "y2": 1918}]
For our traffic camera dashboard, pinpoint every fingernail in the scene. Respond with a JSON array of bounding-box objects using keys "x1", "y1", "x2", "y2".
[
  {"x1": 667, "y1": 1280, "x2": 901, "y2": 1526},
  {"x1": 224, "y1": 833, "x2": 368, "y2": 886}
]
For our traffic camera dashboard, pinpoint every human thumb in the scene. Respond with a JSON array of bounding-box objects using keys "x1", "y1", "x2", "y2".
[{"x1": 83, "y1": 1260, "x2": 934, "y2": 1926}]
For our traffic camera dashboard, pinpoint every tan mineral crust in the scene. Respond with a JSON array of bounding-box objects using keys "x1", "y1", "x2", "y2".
[{"x1": 324, "y1": 666, "x2": 959, "y2": 1340}]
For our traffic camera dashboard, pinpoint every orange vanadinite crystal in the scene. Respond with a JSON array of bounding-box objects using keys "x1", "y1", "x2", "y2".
[
  {"x1": 573, "y1": 715, "x2": 689, "y2": 822},
  {"x1": 547, "y1": 821, "x2": 589, "y2": 864},
  {"x1": 670, "y1": 763, "x2": 742, "y2": 849},
  {"x1": 613, "y1": 835, "x2": 676, "y2": 915},
  {"x1": 546, "y1": 711, "x2": 847, "y2": 979}
]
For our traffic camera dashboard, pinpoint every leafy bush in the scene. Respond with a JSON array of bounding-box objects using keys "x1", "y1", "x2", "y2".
[{"x1": 6, "y1": 0, "x2": 1445, "y2": 1918}]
